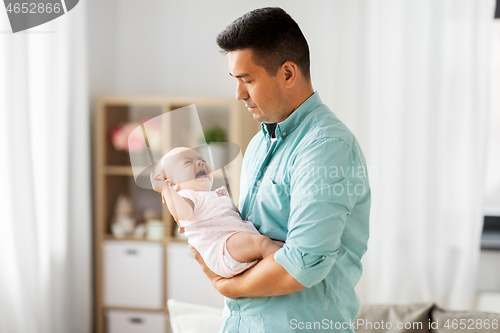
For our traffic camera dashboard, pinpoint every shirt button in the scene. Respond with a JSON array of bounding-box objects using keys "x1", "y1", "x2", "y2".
[
  {"x1": 232, "y1": 310, "x2": 237, "y2": 315},
  {"x1": 282, "y1": 131, "x2": 287, "y2": 137},
  {"x1": 248, "y1": 214, "x2": 252, "y2": 220},
  {"x1": 322, "y1": 256, "x2": 326, "y2": 260},
  {"x1": 256, "y1": 180, "x2": 261, "y2": 186}
]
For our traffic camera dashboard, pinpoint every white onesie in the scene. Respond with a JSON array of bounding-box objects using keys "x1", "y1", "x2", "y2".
[{"x1": 177, "y1": 189, "x2": 260, "y2": 278}]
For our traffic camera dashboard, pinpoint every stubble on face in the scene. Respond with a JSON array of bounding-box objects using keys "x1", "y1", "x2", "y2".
[{"x1": 228, "y1": 49, "x2": 290, "y2": 124}]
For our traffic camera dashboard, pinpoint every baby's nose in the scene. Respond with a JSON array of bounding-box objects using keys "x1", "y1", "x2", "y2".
[{"x1": 196, "y1": 160, "x2": 203, "y2": 166}]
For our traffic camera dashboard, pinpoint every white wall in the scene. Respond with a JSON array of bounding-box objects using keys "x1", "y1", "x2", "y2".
[
  {"x1": 484, "y1": 21, "x2": 500, "y2": 213},
  {"x1": 87, "y1": 0, "x2": 341, "y2": 116},
  {"x1": 88, "y1": 0, "x2": 500, "y2": 218}
]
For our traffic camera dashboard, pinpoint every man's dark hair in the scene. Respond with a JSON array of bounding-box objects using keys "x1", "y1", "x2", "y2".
[{"x1": 216, "y1": 7, "x2": 310, "y2": 80}]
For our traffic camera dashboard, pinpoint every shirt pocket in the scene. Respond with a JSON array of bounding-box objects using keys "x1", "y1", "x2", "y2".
[{"x1": 254, "y1": 177, "x2": 290, "y2": 239}]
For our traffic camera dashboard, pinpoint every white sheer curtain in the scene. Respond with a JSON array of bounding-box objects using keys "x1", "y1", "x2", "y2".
[
  {"x1": 0, "y1": 3, "x2": 91, "y2": 333},
  {"x1": 317, "y1": 0, "x2": 495, "y2": 309}
]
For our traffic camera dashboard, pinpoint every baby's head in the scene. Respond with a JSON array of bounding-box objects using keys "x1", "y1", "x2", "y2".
[{"x1": 151, "y1": 147, "x2": 213, "y2": 192}]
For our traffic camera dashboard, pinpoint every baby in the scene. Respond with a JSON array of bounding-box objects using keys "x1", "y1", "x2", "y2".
[{"x1": 150, "y1": 147, "x2": 282, "y2": 278}]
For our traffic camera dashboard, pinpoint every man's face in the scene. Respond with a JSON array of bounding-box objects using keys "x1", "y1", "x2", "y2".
[
  {"x1": 228, "y1": 49, "x2": 288, "y2": 123},
  {"x1": 163, "y1": 147, "x2": 213, "y2": 191}
]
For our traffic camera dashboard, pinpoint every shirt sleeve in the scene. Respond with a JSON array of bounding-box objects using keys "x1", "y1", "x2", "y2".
[
  {"x1": 177, "y1": 189, "x2": 200, "y2": 212},
  {"x1": 274, "y1": 137, "x2": 369, "y2": 288}
]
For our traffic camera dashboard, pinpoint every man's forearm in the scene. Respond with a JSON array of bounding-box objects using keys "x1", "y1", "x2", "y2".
[{"x1": 213, "y1": 253, "x2": 306, "y2": 299}]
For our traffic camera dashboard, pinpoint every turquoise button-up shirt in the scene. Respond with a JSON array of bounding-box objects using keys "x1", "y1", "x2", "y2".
[{"x1": 220, "y1": 92, "x2": 370, "y2": 333}]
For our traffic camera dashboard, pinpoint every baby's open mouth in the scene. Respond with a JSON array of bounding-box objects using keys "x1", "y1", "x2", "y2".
[{"x1": 196, "y1": 170, "x2": 207, "y2": 178}]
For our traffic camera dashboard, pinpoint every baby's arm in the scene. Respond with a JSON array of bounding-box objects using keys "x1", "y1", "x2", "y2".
[
  {"x1": 161, "y1": 181, "x2": 194, "y2": 221},
  {"x1": 226, "y1": 232, "x2": 283, "y2": 263}
]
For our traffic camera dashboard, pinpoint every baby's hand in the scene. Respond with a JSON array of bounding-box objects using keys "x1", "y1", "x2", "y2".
[
  {"x1": 151, "y1": 173, "x2": 177, "y2": 194},
  {"x1": 150, "y1": 173, "x2": 166, "y2": 192},
  {"x1": 215, "y1": 186, "x2": 229, "y2": 197},
  {"x1": 165, "y1": 179, "x2": 176, "y2": 188}
]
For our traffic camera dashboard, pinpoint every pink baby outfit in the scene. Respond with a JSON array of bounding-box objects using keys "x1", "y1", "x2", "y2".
[{"x1": 177, "y1": 189, "x2": 260, "y2": 278}]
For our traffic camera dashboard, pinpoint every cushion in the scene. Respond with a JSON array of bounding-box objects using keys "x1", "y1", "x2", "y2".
[
  {"x1": 355, "y1": 302, "x2": 435, "y2": 333},
  {"x1": 167, "y1": 299, "x2": 223, "y2": 333},
  {"x1": 431, "y1": 306, "x2": 500, "y2": 333}
]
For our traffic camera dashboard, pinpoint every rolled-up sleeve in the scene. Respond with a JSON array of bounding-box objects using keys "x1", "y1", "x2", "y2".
[{"x1": 274, "y1": 137, "x2": 367, "y2": 288}]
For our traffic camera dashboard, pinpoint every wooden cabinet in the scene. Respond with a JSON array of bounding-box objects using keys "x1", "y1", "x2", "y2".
[
  {"x1": 167, "y1": 242, "x2": 225, "y2": 309},
  {"x1": 106, "y1": 310, "x2": 168, "y2": 333},
  {"x1": 93, "y1": 96, "x2": 259, "y2": 333}
]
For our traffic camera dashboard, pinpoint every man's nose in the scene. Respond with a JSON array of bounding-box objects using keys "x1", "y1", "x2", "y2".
[{"x1": 235, "y1": 80, "x2": 249, "y2": 101}]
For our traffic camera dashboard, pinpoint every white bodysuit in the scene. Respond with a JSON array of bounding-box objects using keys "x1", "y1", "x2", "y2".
[{"x1": 177, "y1": 189, "x2": 260, "y2": 278}]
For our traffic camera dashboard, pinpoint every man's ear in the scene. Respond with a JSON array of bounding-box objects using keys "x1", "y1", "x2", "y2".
[{"x1": 282, "y1": 61, "x2": 298, "y2": 88}]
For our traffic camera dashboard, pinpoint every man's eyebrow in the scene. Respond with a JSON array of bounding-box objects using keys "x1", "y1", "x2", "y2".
[{"x1": 229, "y1": 72, "x2": 250, "y2": 78}]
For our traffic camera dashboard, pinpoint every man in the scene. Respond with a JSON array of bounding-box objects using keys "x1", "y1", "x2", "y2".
[{"x1": 191, "y1": 7, "x2": 371, "y2": 333}]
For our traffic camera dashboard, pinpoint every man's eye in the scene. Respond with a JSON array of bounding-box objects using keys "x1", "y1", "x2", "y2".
[{"x1": 243, "y1": 80, "x2": 251, "y2": 84}]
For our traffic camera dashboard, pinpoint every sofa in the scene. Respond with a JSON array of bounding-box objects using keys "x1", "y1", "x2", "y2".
[
  {"x1": 355, "y1": 302, "x2": 500, "y2": 333},
  {"x1": 167, "y1": 299, "x2": 500, "y2": 333}
]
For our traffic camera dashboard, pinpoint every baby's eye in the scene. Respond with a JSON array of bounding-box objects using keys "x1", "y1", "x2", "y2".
[{"x1": 184, "y1": 161, "x2": 191, "y2": 165}]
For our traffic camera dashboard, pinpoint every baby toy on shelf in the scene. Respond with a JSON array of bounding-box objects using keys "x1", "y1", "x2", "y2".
[
  {"x1": 144, "y1": 208, "x2": 164, "y2": 241},
  {"x1": 110, "y1": 194, "x2": 136, "y2": 238}
]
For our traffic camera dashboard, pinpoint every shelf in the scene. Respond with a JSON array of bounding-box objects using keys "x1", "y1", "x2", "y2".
[
  {"x1": 104, "y1": 166, "x2": 134, "y2": 175},
  {"x1": 104, "y1": 234, "x2": 165, "y2": 243},
  {"x1": 104, "y1": 306, "x2": 167, "y2": 313},
  {"x1": 103, "y1": 165, "x2": 157, "y2": 176},
  {"x1": 168, "y1": 237, "x2": 188, "y2": 243},
  {"x1": 101, "y1": 167, "x2": 237, "y2": 179},
  {"x1": 103, "y1": 236, "x2": 189, "y2": 245}
]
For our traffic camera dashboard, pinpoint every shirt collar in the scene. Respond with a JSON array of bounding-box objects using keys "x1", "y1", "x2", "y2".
[{"x1": 261, "y1": 91, "x2": 322, "y2": 139}]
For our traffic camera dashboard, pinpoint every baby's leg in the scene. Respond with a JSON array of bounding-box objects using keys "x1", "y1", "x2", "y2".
[{"x1": 226, "y1": 232, "x2": 282, "y2": 263}]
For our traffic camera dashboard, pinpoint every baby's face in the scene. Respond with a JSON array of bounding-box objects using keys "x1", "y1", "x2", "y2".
[{"x1": 163, "y1": 147, "x2": 213, "y2": 191}]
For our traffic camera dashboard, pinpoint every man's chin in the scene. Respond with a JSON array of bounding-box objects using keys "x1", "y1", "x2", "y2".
[{"x1": 252, "y1": 112, "x2": 265, "y2": 123}]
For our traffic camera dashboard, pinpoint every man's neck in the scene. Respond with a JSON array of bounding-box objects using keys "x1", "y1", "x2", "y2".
[
  {"x1": 282, "y1": 84, "x2": 315, "y2": 122},
  {"x1": 291, "y1": 88, "x2": 314, "y2": 112},
  {"x1": 264, "y1": 123, "x2": 277, "y2": 138}
]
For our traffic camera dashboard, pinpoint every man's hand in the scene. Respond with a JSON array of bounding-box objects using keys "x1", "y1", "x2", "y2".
[{"x1": 190, "y1": 244, "x2": 306, "y2": 299}]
